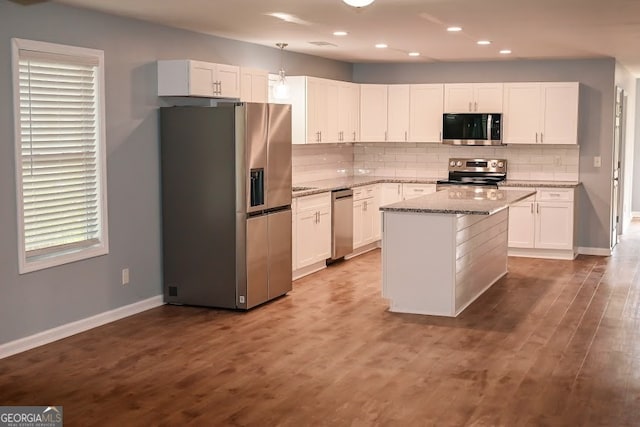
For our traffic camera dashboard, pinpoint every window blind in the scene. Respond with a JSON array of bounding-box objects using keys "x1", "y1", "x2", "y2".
[{"x1": 18, "y1": 53, "x2": 101, "y2": 259}]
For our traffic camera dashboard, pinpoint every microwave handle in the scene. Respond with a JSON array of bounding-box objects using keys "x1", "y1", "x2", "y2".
[{"x1": 487, "y1": 114, "x2": 492, "y2": 140}]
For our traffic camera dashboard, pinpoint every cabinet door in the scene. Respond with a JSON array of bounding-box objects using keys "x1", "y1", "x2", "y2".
[
  {"x1": 189, "y1": 61, "x2": 217, "y2": 97},
  {"x1": 306, "y1": 78, "x2": 325, "y2": 143},
  {"x1": 503, "y1": 83, "x2": 541, "y2": 144},
  {"x1": 387, "y1": 85, "x2": 411, "y2": 142},
  {"x1": 410, "y1": 84, "x2": 444, "y2": 142},
  {"x1": 295, "y1": 210, "x2": 318, "y2": 268},
  {"x1": 353, "y1": 200, "x2": 364, "y2": 249},
  {"x1": 360, "y1": 84, "x2": 388, "y2": 142},
  {"x1": 535, "y1": 202, "x2": 574, "y2": 250},
  {"x1": 380, "y1": 183, "x2": 403, "y2": 206},
  {"x1": 507, "y1": 199, "x2": 535, "y2": 248},
  {"x1": 216, "y1": 64, "x2": 240, "y2": 98},
  {"x1": 240, "y1": 68, "x2": 268, "y2": 103},
  {"x1": 362, "y1": 199, "x2": 376, "y2": 245},
  {"x1": 541, "y1": 83, "x2": 579, "y2": 145},
  {"x1": 474, "y1": 83, "x2": 503, "y2": 113},
  {"x1": 317, "y1": 206, "x2": 332, "y2": 260},
  {"x1": 444, "y1": 84, "x2": 474, "y2": 113},
  {"x1": 339, "y1": 82, "x2": 360, "y2": 143},
  {"x1": 325, "y1": 80, "x2": 340, "y2": 143}
]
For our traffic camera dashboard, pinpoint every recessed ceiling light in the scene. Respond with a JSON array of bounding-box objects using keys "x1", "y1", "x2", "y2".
[
  {"x1": 408, "y1": 52, "x2": 420, "y2": 57},
  {"x1": 333, "y1": 31, "x2": 348, "y2": 36},
  {"x1": 447, "y1": 26, "x2": 462, "y2": 32},
  {"x1": 343, "y1": 0, "x2": 375, "y2": 7},
  {"x1": 499, "y1": 49, "x2": 512, "y2": 54},
  {"x1": 375, "y1": 43, "x2": 388, "y2": 49},
  {"x1": 477, "y1": 40, "x2": 492, "y2": 45}
]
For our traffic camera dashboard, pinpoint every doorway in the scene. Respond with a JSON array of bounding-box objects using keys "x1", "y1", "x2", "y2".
[{"x1": 611, "y1": 86, "x2": 625, "y2": 248}]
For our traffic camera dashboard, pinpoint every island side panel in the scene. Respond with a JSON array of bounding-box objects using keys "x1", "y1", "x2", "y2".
[
  {"x1": 454, "y1": 209, "x2": 509, "y2": 315},
  {"x1": 382, "y1": 211, "x2": 456, "y2": 316}
]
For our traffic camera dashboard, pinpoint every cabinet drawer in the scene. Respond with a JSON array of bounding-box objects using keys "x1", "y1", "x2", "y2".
[
  {"x1": 536, "y1": 188, "x2": 574, "y2": 202},
  {"x1": 353, "y1": 184, "x2": 376, "y2": 201},
  {"x1": 297, "y1": 192, "x2": 331, "y2": 212},
  {"x1": 402, "y1": 183, "x2": 436, "y2": 199}
]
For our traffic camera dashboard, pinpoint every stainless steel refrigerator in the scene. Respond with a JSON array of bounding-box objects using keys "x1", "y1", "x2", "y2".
[{"x1": 160, "y1": 103, "x2": 292, "y2": 309}]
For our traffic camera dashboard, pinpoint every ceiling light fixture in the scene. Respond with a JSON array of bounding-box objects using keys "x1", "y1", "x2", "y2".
[
  {"x1": 477, "y1": 40, "x2": 492, "y2": 45},
  {"x1": 408, "y1": 52, "x2": 420, "y2": 57},
  {"x1": 499, "y1": 49, "x2": 512, "y2": 54},
  {"x1": 273, "y1": 43, "x2": 289, "y2": 100},
  {"x1": 375, "y1": 43, "x2": 388, "y2": 49},
  {"x1": 447, "y1": 26, "x2": 462, "y2": 32},
  {"x1": 342, "y1": 0, "x2": 375, "y2": 7},
  {"x1": 333, "y1": 31, "x2": 348, "y2": 36}
]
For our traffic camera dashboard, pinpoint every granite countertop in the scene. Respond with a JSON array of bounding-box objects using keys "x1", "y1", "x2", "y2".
[
  {"x1": 292, "y1": 176, "x2": 440, "y2": 197},
  {"x1": 292, "y1": 176, "x2": 580, "y2": 198},
  {"x1": 379, "y1": 188, "x2": 537, "y2": 215},
  {"x1": 499, "y1": 180, "x2": 580, "y2": 188}
]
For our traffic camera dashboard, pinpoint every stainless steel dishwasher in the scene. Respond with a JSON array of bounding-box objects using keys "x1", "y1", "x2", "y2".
[{"x1": 331, "y1": 188, "x2": 353, "y2": 260}]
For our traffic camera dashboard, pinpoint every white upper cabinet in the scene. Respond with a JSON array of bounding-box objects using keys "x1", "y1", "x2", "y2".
[
  {"x1": 240, "y1": 67, "x2": 268, "y2": 103},
  {"x1": 158, "y1": 60, "x2": 240, "y2": 98},
  {"x1": 338, "y1": 82, "x2": 360, "y2": 143},
  {"x1": 387, "y1": 85, "x2": 411, "y2": 142},
  {"x1": 360, "y1": 84, "x2": 389, "y2": 142},
  {"x1": 444, "y1": 83, "x2": 503, "y2": 113},
  {"x1": 503, "y1": 82, "x2": 579, "y2": 145},
  {"x1": 409, "y1": 84, "x2": 444, "y2": 142}
]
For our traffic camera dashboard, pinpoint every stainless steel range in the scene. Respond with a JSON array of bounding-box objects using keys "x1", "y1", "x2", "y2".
[{"x1": 436, "y1": 158, "x2": 507, "y2": 191}]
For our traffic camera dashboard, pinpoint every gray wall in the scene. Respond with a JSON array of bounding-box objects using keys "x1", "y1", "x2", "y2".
[
  {"x1": 0, "y1": 1, "x2": 352, "y2": 345},
  {"x1": 354, "y1": 59, "x2": 617, "y2": 250}
]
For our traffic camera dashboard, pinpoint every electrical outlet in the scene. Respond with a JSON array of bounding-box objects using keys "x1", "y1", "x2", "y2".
[
  {"x1": 121, "y1": 268, "x2": 130, "y2": 285},
  {"x1": 239, "y1": 296, "x2": 245, "y2": 304},
  {"x1": 594, "y1": 156, "x2": 602, "y2": 168}
]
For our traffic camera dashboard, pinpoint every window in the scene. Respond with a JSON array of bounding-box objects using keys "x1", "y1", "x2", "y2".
[{"x1": 12, "y1": 38, "x2": 109, "y2": 274}]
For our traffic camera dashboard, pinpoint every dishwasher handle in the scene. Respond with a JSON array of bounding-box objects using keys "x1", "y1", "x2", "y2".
[{"x1": 332, "y1": 188, "x2": 353, "y2": 200}]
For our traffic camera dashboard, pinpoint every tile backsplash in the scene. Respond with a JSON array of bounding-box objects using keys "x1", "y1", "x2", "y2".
[{"x1": 293, "y1": 143, "x2": 579, "y2": 183}]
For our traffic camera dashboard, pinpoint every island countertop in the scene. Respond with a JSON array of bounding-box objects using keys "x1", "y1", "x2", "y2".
[{"x1": 379, "y1": 188, "x2": 536, "y2": 215}]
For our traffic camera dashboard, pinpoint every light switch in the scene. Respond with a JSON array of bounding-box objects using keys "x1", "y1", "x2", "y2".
[{"x1": 593, "y1": 156, "x2": 602, "y2": 168}]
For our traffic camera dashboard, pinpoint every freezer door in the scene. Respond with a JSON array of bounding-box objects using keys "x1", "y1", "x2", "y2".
[
  {"x1": 267, "y1": 104, "x2": 292, "y2": 210},
  {"x1": 268, "y1": 209, "x2": 293, "y2": 298},
  {"x1": 244, "y1": 103, "x2": 269, "y2": 214},
  {"x1": 246, "y1": 214, "x2": 269, "y2": 308}
]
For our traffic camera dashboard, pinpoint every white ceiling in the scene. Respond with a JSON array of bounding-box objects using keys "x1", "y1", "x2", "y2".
[{"x1": 54, "y1": 0, "x2": 640, "y2": 75}]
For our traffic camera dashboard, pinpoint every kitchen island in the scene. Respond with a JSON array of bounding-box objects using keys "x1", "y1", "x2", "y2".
[{"x1": 380, "y1": 188, "x2": 536, "y2": 317}]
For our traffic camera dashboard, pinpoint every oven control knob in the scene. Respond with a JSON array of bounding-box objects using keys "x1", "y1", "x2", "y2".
[
  {"x1": 498, "y1": 161, "x2": 504, "y2": 168},
  {"x1": 491, "y1": 161, "x2": 497, "y2": 167},
  {"x1": 449, "y1": 160, "x2": 456, "y2": 167},
  {"x1": 456, "y1": 161, "x2": 463, "y2": 167}
]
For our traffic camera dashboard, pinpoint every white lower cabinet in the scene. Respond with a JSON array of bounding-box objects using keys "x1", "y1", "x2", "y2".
[
  {"x1": 506, "y1": 187, "x2": 576, "y2": 258},
  {"x1": 353, "y1": 185, "x2": 379, "y2": 250},
  {"x1": 294, "y1": 193, "x2": 331, "y2": 270}
]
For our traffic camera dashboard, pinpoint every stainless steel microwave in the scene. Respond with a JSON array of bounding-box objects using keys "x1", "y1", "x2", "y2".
[{"x1": 442, "y1": 113, "x2": 502, "y2": 146}]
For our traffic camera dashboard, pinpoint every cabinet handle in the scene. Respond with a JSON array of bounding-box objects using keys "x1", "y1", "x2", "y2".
[
  {"x1": 541, "y1": 133, "x2": 544, "y2": 143},
  {"x1": 384, "y1": 131, "x2": 388, "y2": 141},
  {"x1": 353, "y1": 131, "x2": 356, "y2": 142},
  {"x1": 439, "y1": 131, "x2": 442, "y2": 141},
  {"x1": 535, "y1": 132, "x2": 538, "y2": 143},
  {"x1": 468, "y1": 102, "x2": 472, "y2": 112},
  {"x1": 397, "y1": 184, "x2": 401, "y2": 195},
  {"x1": 319, "y1": 131, "x2": 322, "y2": 142},
  {"x1": 536, "y1": 203, "x2": 540, "y2": 214},
  {"x1": 474, "y1": 101, "x2": 478, "y2": 112},
  {"x1": 364, "y1": 201, "x2": 367, "y2": 211},
  {"x1": 530, "y1": 203, "x2": 534, "y2": 214},
  {"x1": 404, "y1": 131, "x2": 408, "y2": 141}
]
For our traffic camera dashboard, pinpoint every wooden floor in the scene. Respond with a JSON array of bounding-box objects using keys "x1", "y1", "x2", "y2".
[{"x1": 2, "y1": 226, "x2": 640, "y2": 426}]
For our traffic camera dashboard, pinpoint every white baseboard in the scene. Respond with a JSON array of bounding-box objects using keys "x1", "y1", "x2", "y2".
[
  {"x1": 0, "y1": 295, "x2": 164, "y2": 359},
  {"x1": 577, "y1": 247, "x2": 612, "y2": 256},
  {"x1": 508, "y1": 247, "x2": 576, "y2": 260},
  {"x1": 345, "y1": 241, "x2": 380, "y2": 260},
  {"x1": 293, "y1": 261, "x2": 326, "y2": 281},
  {"x1": 632, "y1": 211, "x2": 640, "y2": 219}
]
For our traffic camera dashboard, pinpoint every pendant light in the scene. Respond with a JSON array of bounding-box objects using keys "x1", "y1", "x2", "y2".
[
  {"x1": 342, "y1": 0, "x2": 375, "y2": 7},
  {"x1": 273, "y1": 43, "x2": 290, "y2": 100}
]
